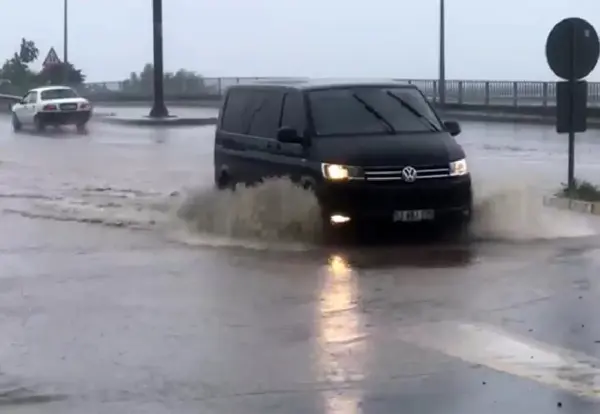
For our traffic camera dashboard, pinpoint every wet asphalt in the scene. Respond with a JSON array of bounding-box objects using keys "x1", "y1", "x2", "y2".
[{"x1": 2, "y1": 108, "x2": 600, "y2": 413}]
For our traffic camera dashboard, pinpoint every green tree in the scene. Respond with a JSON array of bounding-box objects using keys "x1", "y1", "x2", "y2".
[
  {"x1": 0, "y1": 38, "x2": 39, "y2": 93},
  {"x1": 18, "y1": 38, "x2": 39, "y2": 64},
  {"x1": 122, "y1": 63, "x2": 206, "y2": 95},
  {"x1": 37, "y1": 62, "x2": 85, "y2": 85},
  {"x1": 0, "y1": 38, "x2": 86, "y2": 93}
]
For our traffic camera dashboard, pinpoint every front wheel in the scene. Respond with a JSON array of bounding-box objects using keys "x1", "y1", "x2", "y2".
[
  {"x1": 11, "y1": 113, "x2": 22, "y2": 132},
  {"x1": 33, "y1": 115, "x2": 45, "y2": 132}
]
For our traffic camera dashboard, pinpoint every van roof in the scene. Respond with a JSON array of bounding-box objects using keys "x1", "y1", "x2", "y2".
[{"x1": 228, "y1": 78, "x2": 419, "y2": 92}]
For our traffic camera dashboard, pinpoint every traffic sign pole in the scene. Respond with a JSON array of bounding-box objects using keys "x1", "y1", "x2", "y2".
[
  {"x1": 568, "y1": 20, "x2": 576, "y2": 193},
  {"x1": 545, "y1": 17, "x2": 599, "y2": 196}
]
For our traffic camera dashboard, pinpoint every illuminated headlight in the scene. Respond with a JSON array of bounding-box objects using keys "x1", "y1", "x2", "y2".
[
  {"x1": 449, "y1": 158, "x2": 468, "y2": 176},
  {"x1": 321, "y1": 163, "x2": 363, "y2": 181}
]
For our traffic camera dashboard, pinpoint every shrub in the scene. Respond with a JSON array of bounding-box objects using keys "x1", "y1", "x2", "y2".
[{"x1": 556, "y1": 178, "x2": 600, "y2": 202}]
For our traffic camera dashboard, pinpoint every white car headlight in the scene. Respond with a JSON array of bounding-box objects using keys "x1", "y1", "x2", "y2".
[
  {"x1": 449, "y1": 158, "x2": 468, "y2": 176},
  {"x1": 321, "y1": 163, "x2": 362, "y2": 181}
]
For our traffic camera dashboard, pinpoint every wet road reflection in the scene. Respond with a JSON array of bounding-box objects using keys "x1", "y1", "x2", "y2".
[
  {"x1": 1, "y1": 111, "x2": 600, "y2": 412},
  {"x1": 318, "y1": 255, "x2": 365, "y2": 414}
]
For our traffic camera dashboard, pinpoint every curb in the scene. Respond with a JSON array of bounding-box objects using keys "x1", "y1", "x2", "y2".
[
  {"x1": 544, "y1": 196, "x2": 600, "y2": 215},
  {"x1": 100, "y1": 116, "x2": 218, "y2": 127}
]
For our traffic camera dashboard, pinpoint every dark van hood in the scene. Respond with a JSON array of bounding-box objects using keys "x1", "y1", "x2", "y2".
[{"x1": 311, "y1": 132, "x2": 465, "y2": 166}]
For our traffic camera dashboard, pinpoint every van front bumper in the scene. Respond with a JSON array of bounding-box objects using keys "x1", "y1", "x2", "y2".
[{"x1": 316, "y1": 175, "x2": 473, "y2": 224}]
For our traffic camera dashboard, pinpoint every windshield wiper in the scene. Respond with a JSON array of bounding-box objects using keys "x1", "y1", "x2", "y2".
[
  {"x1": 385, "y1": 91, "x2": 441, "y2": 132},
  {"x1": 351, "y1": 93, "x2": 396, "y2": 134}
]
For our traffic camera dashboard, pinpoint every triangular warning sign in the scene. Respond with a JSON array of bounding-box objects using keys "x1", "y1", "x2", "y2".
[{"x1": 43, "y1": 47, "x2": 61, "y2": 67}]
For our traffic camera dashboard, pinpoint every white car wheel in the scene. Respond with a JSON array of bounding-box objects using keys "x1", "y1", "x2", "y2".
[{"x1": 11, "y1": 113, "x2": 22, "y2": 132}]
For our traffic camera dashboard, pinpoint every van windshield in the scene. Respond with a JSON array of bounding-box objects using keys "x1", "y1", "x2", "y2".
[{"x1": 307, "y1": 87, "x2": 443, "y2": 137}]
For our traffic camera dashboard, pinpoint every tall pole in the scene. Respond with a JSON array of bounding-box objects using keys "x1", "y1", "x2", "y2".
[
  {"x1": 438, "y1": 0, "x2": 446, "y2": 106},
  {"x1": 149, "y1": 0, "x2": 169, "y2": 118},
  {"x1": 63, "y1": 0, "x2": 68, "y2": 83}
]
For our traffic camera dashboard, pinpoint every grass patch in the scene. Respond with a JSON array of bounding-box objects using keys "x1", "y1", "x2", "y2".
[{"x1": 556, "y1": 179, "x2": 600, "y2": 202}]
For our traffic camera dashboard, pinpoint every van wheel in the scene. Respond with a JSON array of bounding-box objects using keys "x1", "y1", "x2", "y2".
[
  {"x1": 11, "y1": 113, "x2": 22, "y2": 132},
  {"x1": 216, "y1": 172, "x2": 234, "y2": 191}
]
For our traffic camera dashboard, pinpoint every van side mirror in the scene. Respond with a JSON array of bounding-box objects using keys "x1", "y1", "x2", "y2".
[
  {"x1": 443, "y1": 120, "x2": 461, "y2": 137},
  {"x1": 277, "y1": 126, "x2": 302, "y2": 143}
]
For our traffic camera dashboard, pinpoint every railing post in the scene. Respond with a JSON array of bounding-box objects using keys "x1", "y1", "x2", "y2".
[
  {"x1": 458, "y1": 81, "x2": 463, "y2": 104},
  {"x1": 432, "y1": 80, "x2": 438, "y2": 103},
  {"x1": 218, "y1": 78, "x2": 222, "y2": 96},
  {"x1": 484, "y1": 82, "x2": 490, "y2": 106},
  {"x1": 542, "y1": 82, "x2": 548, "y2": 107},
  {"x1": 513, "y1": 82, "x2": 518, "y2": 107}
]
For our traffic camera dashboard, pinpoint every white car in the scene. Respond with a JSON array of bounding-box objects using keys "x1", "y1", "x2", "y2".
[{"x1": 11, "y1": 86, "x2": 92, "y2": 132}]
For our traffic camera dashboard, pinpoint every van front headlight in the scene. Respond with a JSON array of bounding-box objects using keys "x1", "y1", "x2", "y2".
[
  {"x1": 449, "y1": 158, "x2": 468, "y2": 176},
  {"x1": 321, "y1": 163, "x2": 363, "y2": 181}
]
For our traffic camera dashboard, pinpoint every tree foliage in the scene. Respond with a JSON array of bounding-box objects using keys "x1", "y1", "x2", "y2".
[
  {"x1": 122, "y1": 63, "x2": 206, "y2": 94},
  {"x1": 37, "y1": 62, "x2": 85, "y2": 85},
  {"x1": 18, "y1": 38, "x2": 39, "y2": 64},
  {"x1": 0, "y1": 38, "x2": 85, "y2": 94}
]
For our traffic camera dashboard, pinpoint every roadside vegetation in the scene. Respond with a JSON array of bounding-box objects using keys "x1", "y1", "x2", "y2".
[
  {"x1": 0, "y1": 37, "x2": 207, "y2": 97},
  {"x1": 556, "y1": 179, "x2": 600, "y2": 202},
  {"x1": 0, "y1": 38, "x2": 85, "y2": 95}
]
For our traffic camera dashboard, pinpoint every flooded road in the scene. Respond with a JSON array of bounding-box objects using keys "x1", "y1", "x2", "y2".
[{"x1": 2, "y1": 111, "x2": 600, "y2": 413}]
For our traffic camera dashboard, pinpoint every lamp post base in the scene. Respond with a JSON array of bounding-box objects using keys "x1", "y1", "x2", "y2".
[{"x1": 149, "y1": 104, "x2": 169, "y2": 118}]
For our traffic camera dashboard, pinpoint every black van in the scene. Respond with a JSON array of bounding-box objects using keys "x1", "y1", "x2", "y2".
[{"x1": 214, "y1": 79, "x2": 472, "y2": 228}]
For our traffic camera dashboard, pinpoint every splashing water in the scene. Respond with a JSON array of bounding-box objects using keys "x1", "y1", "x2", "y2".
[
  {"x1": 173, "y1": 178, "x2": 323, "y2": 245},
  {"x1": 6, "y1": 175, "x2": 595, "y2": 247},
  {"x1": 469, "y1": 175, "x2": 595, "y2": 241}
]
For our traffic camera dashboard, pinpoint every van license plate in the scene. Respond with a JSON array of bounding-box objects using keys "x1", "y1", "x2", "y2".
[{"x1": 393, "y1": 210, "x2": 435, "y2": 222}]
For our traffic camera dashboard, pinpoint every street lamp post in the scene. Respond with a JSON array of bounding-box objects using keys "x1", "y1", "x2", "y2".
[
  {"x1": 149, "y1": 0, "x2": 169, "y2": 118},
  {"x1": 63, "y1": 0, "x2": 69, "y2": 83},
  {"x1": 438, "y1": 0, "x2": 446, "y2": 106}
]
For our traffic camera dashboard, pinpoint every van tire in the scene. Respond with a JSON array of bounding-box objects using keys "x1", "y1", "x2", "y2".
[{"x1": 216, "y1": 172, "x2": 233, "y2": 191}]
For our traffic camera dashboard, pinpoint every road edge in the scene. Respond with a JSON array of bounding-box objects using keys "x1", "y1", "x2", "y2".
[
  {"x1": 544, "y1": 196, "x2": 600, "y2": 215},
  {"x1": 100, "y1": 116, "x2": 218, "y2": 127}
]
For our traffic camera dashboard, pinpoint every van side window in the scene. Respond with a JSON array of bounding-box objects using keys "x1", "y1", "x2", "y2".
[
  {"x1": 247, "y1": 90, "x2": 284, "y2": 139},
  {"x1": 280, "y1": 92, "x2": 304, "y2": 134},
  {"x1": 221, "y1": 89, "x2": 253, "y2": 134}
]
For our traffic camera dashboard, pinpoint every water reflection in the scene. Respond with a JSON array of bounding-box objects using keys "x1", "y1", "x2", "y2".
[
  {"x1": 316, "y1": 254, "x2": 367, "y2": 414},
  {"x1": 337, "y1": 245, "x2": 475, "y2": 270}
]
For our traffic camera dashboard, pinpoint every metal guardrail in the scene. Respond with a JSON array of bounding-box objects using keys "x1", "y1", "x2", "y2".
[
  {"x1": 75, "y1": 78, "x2": 599, "y2": 107},
  {"x1": 1, "y1": 78, "x2": 598, "y2": 107}
]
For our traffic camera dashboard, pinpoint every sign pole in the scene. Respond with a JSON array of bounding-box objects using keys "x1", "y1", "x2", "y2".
[
  {"x1": 567, "y1": 20, "x2": 576, "y2": 194},
  {"x1": 546, "y1": 17, "x2": 599, "y2": 198}
]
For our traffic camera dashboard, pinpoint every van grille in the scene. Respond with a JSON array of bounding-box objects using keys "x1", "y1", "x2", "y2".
[{"x1": 363, "y1": 165, "x2": 450, "y2": 181}]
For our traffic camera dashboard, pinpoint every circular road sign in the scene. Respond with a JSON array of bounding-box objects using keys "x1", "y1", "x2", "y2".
[{"x1": 546, "y1": 17, "x2": 600, "y2": 80}]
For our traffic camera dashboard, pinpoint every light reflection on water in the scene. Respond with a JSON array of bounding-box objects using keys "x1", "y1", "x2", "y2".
[{"x1": 317, "y1": 254, "x2": 367, "y2": 414}]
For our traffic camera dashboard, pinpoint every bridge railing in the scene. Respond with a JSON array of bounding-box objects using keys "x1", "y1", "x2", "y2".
[
  {"x1": 4, "y1": 78, "x2": 600, "y2": 107},
  {"x1": 398, "y1": 79, "x2": 600, "y2": 107}
]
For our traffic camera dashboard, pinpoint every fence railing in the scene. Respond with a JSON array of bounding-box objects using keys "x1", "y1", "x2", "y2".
[{"x1": 4, "y1": 78, "x2": 600, "y2": 107}]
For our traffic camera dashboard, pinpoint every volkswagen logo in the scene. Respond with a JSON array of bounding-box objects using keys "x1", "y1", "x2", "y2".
[{"x1": 401, "y1": 166, "x2": 417, "y2": 182}]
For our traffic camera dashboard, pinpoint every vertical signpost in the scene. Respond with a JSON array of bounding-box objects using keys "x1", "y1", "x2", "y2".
[{"x1": 545, "y1": 18, "x2": 599, "y2": 195}]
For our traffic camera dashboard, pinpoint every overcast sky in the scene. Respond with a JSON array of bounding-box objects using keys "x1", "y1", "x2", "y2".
[{"x1": 3, "y1": 0, "x2": 600, "y2": 83}]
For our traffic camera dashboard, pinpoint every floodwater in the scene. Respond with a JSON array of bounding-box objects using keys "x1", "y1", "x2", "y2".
[{"x1": 2, "y1": 110, "x2": 600, "y2": 413}]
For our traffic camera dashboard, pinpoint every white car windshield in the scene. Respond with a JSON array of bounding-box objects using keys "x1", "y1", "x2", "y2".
[{"x1": 40, "y1": 88, "x2": 78, "y2": 100}]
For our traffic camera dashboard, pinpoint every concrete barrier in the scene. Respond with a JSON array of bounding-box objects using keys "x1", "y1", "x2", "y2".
[
  {"x1": 0, "y1": 94, "x2": 19, "y2": 113},
  {"x1": 544, "y1": 196, "x2": 600, "y2": 215}
]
